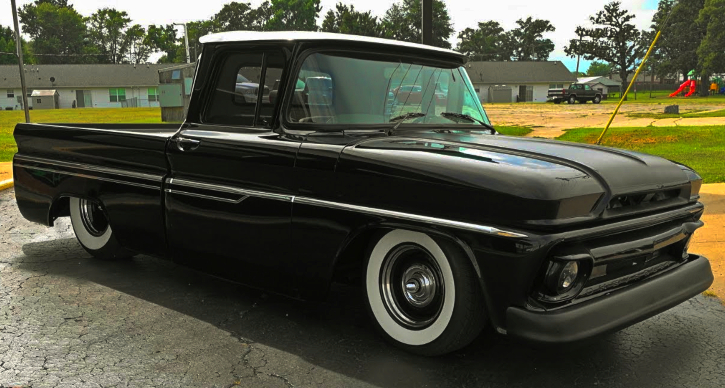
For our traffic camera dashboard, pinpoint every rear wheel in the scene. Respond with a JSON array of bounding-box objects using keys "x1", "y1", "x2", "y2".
[
  {"x1": 593, "y1": 95, "x2": 602, "y2": 104},
  {"x1": 568, "y1": 95, "x2": 576, "y2": 104},
  {"x1": 69, "y1": 197, "x2": 133, "y2": 260},
  {"x1": 364, "y1": 229, "x2": 485, "y2": 356}
]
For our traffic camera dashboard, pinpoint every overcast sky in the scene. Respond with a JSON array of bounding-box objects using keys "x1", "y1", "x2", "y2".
[{"x1": 2, "y1": 0, "x2": 661, "y2": 71}]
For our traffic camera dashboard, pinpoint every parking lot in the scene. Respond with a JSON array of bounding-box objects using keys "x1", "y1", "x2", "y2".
[{"x1": 1, "y1": 188, "x2": 725, "y2": 388}]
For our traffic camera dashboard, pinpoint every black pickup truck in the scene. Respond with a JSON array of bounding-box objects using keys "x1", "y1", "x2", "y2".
[
  {"x1": 13, "y1": 31, "x2": 713, "y2": 356},
  {"x1": 548, "y1": 83, "x2": 603, "y2": 104}
]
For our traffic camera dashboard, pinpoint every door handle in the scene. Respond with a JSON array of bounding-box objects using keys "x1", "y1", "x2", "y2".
[{"x1": 173, "y1": 137, "x2": 201, "y2": 152}]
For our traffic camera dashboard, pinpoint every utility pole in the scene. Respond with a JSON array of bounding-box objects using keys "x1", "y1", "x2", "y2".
[
  {"x1": 574, "y1": 36, "x2": 583, "y2": 78},
  {"x1": 11, "y1": 0, "x2": 30, "y2": 123},
  {"x1": 421, "y1": 0, "x2": 433, "y2": 45},
  {"x1": 174, "y1": 23, "x2": 190, "y2": 63}
]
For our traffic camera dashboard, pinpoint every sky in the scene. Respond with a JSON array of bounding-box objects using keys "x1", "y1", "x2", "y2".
[{"x1": 2, "y1": 0, "x2": 661, "y2": 72}]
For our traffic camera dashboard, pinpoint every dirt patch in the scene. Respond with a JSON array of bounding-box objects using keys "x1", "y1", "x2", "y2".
[
  {"x1": 486, "y1": 103, "x2": 725, "y2": 138},
  {"x1": 0, "y1": 162, "x2": 11, "y2": 182},
  {"x1": 691, "y1": 183, "x2": 725, "y2": 303}
]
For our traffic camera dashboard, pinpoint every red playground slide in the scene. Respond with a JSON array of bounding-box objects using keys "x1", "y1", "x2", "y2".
[{"x1": 670, "y1": 80, "x2": 697, "y2": 97}]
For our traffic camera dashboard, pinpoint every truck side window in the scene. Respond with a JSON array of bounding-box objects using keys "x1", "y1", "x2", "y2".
[{"x1": 205, "y1": 53, "x2": 264, "y2": 126}]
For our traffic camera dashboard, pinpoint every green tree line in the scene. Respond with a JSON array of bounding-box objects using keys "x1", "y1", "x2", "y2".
[
  {"x1": 1, "y1": 0, "x2": 561, "y2": 65},
  {"x1": 565, "y1": 0, "x2": 725, "y2": 97}
]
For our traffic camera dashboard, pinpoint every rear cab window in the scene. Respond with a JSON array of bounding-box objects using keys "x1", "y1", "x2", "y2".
[{"x1": 204, "y1": 50, "x2": 285, "y2": 128}]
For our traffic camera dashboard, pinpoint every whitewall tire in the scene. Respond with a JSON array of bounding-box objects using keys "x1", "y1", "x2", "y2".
[
  {"x1": 364, "y1": 229, "x2": 485, "y2": 355},
  {"x1": 69, "y1": 197, "x2": 132, "y2": 260}
]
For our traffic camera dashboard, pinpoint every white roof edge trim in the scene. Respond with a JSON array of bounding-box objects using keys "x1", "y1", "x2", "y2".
[{"x1": 199, "y1": 31, "x2": 462, "y2": 56}]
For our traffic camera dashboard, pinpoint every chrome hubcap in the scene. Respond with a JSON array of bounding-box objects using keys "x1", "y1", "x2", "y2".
[
  {"x1": 380, "y1": 244, "x2": 444, "y2": 329},
  {"x1": 401, "y1": 264, "x2": 437, "y2": 307},
  {"x1": 79, "y1": 199, "x2": 108, "y2": 237}
]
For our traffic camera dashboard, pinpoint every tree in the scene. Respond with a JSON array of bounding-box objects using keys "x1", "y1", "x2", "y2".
[
  {"x1": 87, "y1": 8, "x2": 132, "y2": 64},
  {"x1": 18, "y1": 0, "x2": 91, "y2": 64},
  {"x1": 321, "y1": 3, "x2": 383, "y2": 37},
  {"x1": 650, "y1": 0, "x2": 706, "y2": 80},
  {"x1": 146, "y1": 24, "x2": 179, "y2": 63},
  {"x1": 697, "y1": 0, "x2": 725, "y2": 75},
  {"x1": 124, "y1": 25, "x2": 153, "y2": 64},
  {"x1": 0, "y1": 25, "x2": 35, "y2": 65},
  {"x1": 214, "y1": 2, "x2": 263, "y2": 31},
  {"x1": 265, "y1": 0, "x2": 321, "y2": 31},
  {"x1": 179, "y1": 20, "x2": 217, "y2": 62},
  {"x1": 456, "y1": 21, "x2": 511, "y2": 61},
  {"x1": 508, "y1": 17, "x2": 555, "y2": 61},
  {"x1": 565, "y1": 1, "x2": 646, "y2": 98},
  {"x1": 586, "y1": 61, "x2": 613, "y2": 76},
  {"x1": 381, "y1": 0, "x2": 454, "y2": 49}
]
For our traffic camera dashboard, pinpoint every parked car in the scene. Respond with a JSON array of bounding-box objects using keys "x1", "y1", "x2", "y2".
[
  {"x1": 392, "y1": 84, "x2": 445, "y2": 106},
  {"x1": 13, "y1": 31, "x2": 713, "y2": 356},
  {"x1": 548, "y1": 83, "x2": 603, "y2": 104},
  {"x1": 234, "y1": 73, "x2": 269, "y2": 103}
]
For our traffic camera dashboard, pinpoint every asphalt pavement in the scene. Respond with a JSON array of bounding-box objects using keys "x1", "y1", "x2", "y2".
[{"x1": 1, "y1": 188, "x2": 724, "y2": 388}]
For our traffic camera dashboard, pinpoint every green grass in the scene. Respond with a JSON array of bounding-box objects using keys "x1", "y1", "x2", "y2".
[
  {"x1": 626, "y1": 109, "x2": 725, "y2": 119},
  {"x1": 557, "y1": 126, "x2": 725, "y2": 183},
  {"x1": 601, "y1": 91, "x2": 725, "y2": 105},
  {"x1": 0, "y1": 108, "x2": 163, "y2": 162},
  {"x1": 496, "y1": 125, "x2": 533, "y2": 136}
]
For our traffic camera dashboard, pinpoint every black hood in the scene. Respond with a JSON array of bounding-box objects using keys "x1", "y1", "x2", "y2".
[{"x1": 336, "y1": 132, "x2": 695, "y2": 228}]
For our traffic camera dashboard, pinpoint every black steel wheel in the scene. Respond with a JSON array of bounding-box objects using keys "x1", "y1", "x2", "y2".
[
  {"x1": 364, "y1": 229, "x2": 485, "y2": 356},
  {"x1": 70, "y1": 197, "x2": 133, "y2": 260},
  {"x1": 568, "y1": 95, "x2": 576, "y2": 104}
]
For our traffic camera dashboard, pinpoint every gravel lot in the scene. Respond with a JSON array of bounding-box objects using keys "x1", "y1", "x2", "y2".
[{"x1": 1, "y1": 188, "x2": 725, "y2": 388}]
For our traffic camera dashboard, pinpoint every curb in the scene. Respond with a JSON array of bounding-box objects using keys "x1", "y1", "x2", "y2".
[{"x1": 0, "y1": 179, "x2": 13, "y2": 191}]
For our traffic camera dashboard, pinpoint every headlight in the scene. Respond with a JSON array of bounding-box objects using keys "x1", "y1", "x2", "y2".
[
  {"x1": 559, "y1": 261, "x2": 579, "y2": 290},
  {"x1": 540, "y1": 258, "x2": 590, "y2": 303}
]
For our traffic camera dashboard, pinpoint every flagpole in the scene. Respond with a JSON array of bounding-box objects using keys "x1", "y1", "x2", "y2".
[{"x1": 11, "y1": 0, "x2": 30, "y2": 123}]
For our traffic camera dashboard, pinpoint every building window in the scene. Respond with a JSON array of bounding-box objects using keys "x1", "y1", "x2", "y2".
[
  {"x1": 26, "y1": 90, "x2": 33, "y2": 97},
  {"x1": 148, "y1": 87, "x2": 159, "y2": 102},
  {"x1": 109, "y1": 88, "x2": 126, "y2": 102},
  {"x1": 549, "y1": 84, "x2": 564, "y2": 89},
  {"x1": 36, "y1": 98, "x2": 41, "y2": 104},
  {"x1": 7, "y1": 90, "x2": 14, "y2": 98}
]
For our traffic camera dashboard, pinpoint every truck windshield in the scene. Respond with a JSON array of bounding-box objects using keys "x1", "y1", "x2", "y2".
[{"x1": 287, "y1": 52, "x2": 490, "y2": 127}]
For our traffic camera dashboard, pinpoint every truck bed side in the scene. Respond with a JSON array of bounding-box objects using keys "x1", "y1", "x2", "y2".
[{"x1": 13, "y1": 123, "x2": 179, "y2": 258}]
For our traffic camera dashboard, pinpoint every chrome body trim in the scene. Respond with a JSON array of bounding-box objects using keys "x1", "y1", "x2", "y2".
[
  {"x1": 295, "y1": 197, "x2": 529, "y2": 238},
  {"x1": 13, "y1": 164, "x2": 160, "y2": 190},
  {"x1": 167, "y1": 178, "x2": 294, "y2": 203},
  {"x1": 165, "y1": 178, "x2": 528, "y2": 238},
  {"x1": 14, "y1": 155, "x2": 163, "y2": 182},
  {"x1": 164, "y1": 188, "x2": 249, "y2": 204}
]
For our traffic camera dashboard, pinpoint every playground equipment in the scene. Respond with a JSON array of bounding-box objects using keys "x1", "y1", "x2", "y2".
[
  {"x1": 670, "y1": 70, "x2": 697, "y2": 97},
  {"x1": 670, "y1": 79, "x2": 697, "y2": 97}
]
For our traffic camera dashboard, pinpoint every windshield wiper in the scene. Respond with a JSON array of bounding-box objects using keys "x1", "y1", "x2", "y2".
[
  {"x1": 389, "y1": 112, "x2": 427, "y2": 123},
  {"x1": 440, "y1": 112, "x2": 495, "y2": 134},
  {"x1": 387, "y1": 112, "x2": 427, "y2": 136}
]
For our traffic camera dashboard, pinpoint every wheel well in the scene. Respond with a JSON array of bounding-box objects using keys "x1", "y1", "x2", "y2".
[
  {"x1": 331, "y1": 226, "x2": 481, "y2": 287},
  {"x1": 49, "y1": 196, "x2": 70, "y2": 224},
  {"x1": 332, "y1": 228, "x2": 380, "y2": 285}
]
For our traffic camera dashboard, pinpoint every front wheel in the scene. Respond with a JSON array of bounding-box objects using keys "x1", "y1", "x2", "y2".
[
  {"x1": 69, "y1": 197, "x2": 133, "y2": 260},
  {"x1": 364, "y1": 229, "x2": 485, "y2": 356},
  {"x1": 593, "y1": 95, "x2": 602, "y2": 104}
]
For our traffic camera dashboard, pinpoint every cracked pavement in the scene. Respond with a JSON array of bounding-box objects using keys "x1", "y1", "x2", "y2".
[{"x1": 1, "y1": 188, "x2": 725, "y2": 388}]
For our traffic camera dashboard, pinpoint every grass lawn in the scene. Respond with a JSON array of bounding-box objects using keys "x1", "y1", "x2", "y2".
[
  {"x1": 601, "y1": 92, "x2": 725, "y2": 105},
  {"x1": 495, "y1": 125, "x2": 532, "y2": 136},
  {"x1": 0, "y1": 108, "x2": 163, "y2": 162},
  {"x1": 626, "y1": 108, "x2": 725, "y2": 119},
  {"x1": 558, "y1": 126, "x2": 725, "y2": 183}
]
